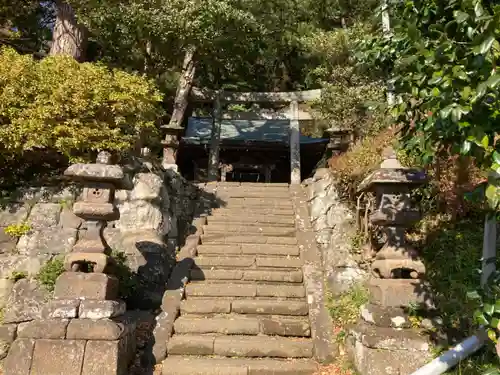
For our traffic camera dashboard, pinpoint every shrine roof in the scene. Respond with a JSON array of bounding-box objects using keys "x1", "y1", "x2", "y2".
[{"x1": 183, "y1": 117, "x2": 328, "y2": 145}]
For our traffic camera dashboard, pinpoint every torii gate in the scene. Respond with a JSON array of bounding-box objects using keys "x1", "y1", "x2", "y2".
[{"x1": 190, "y1": 87, "x2": 322, "y2": 184}]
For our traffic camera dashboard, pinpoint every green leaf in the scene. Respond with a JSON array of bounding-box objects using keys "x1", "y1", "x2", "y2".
[
  {"x1": 461, "y1": 140, "x2": 472, "y2": 154},
  {"x1": 474, "y1": 310, "x2": 489, "y2": 325},
  {"x1": 474, "y1": 35, "x2": 495, "y2": 55},
  {"x1": 494, "y1": 301, "x2": 500, "y2": 313},
  {"x1": 432, "y1": 87, "x2": 440, "y2": 96},
  {"x1": 487, "y1": 328, "x2": 497, "y2": 342},
  {"x1": 440, "y1": 105, "x2": 454, "y2": 119},
  {"x1": 481, "y1": 135, "x2": 489, "y2": 149},
  {"x1": 454, "y1": 10, "x2": 469, "y2": 24},
  {"x1": 467, "y1": 290, "x2": 482, "y2": 300},
  {"x1": 428, "y1": 76, "x2": 443, "y2": 85},
  {"x1": 491, "y1": 316, "x2": 500, "y2": 328},
  {"x1": 493, "y1": 151, "x2": 500, "y2": 164},
  {"x1": 472, "y1": 82, "x2": 488, "y2": 102},
  {"x1": 486, "y1": 74, "x2": 500, "y2": 88},
  {"x1": 484, "y1": 303, "x2": 495, "y2": 315}
]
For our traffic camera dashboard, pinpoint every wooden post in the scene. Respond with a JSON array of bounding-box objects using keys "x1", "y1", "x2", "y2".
[
  {"x1": 289, "y1": 100, "x2": 301, "y2": 184},
  {"x1": 207, "y1": 92, "x2": 222, "y2": 182}
]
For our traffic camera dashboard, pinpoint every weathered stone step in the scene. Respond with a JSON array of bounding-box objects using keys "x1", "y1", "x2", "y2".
[
  {"x1": 185, "y1": 283, "x2": 306, "y2": 298},
  {"x1": 203, "y1": 224, "x2": 295, "y2": 237},
  {"x1": 201, "y1": 234, "x2": 297, "y2": 246},
  {"x1": 174, "y1": 315, "x2": 310, "y2": 336},
  {"x1": 205, "y1": 219, "x2": 295, "y2": 229},
  {"x1": 181, "y1": 299, "x2": 309, "y2": 316},
  {"x1": 207, "y1": 216, "x2": 295, "y2": 226},
  {"x1": 219, "y1": 198, "x2": 292, "y2": 206},
  {"x1": 196, "y1": 244, "x2": 300, "y2": 257},
  {"x1": 212, "y1": 207, "x2": 294, "y2": 216},
  {"x1": 167, "y1": 335, "x2": 313, "y2": 358},
  {"x1": 190, "y1": 268, "x2": 303, "y2": 283},
  {"x1": 162, "y1": 356, "x2": 317, "y2": 375}
]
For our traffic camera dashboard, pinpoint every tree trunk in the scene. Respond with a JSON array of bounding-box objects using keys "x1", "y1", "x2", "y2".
[
  {"x1": 168, "y1": 46, "x2": 197, "y2": 128},
  {"x1": 50, "y1": 1, "x2": 87, "y2": 61}
]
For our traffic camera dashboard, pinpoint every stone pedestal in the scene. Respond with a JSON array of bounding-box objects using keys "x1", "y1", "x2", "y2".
[
  {"x1": 4, "y1": 153, "x2": 136, "y2": 375},
  {"x1": 347, "y1": 148, "x2": 433, "y2": 375}
]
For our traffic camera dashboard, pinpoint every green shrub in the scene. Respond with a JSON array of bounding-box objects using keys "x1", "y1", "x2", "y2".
[
  {"x1": 0, "y1": 47, "x2": 163, "y2": 161},
  {"x1": 36, "y1": 257, "x2": 65, "y2": 292},
  {"x1": 327, "y1": 284, "x2": 369, "y2": 328},
  {"x1": 110, "y1": 250, "x2": 139, "y2": 302}
]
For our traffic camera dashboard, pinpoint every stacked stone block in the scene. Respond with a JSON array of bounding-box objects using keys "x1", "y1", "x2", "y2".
[
  {"x1": 3, "y1": 152, "x2": 136, "y2": 375},
  {"x1": 347, "y1": 148, "x2": 433, "y2": 375}
]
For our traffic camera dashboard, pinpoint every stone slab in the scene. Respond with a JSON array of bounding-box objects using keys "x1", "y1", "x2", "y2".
[
  {"x1": 152, "y1": 309, "x2": 177, "y2": 363},
  {"x1": 54, "y1": 272, "x2": 119, "y2": 300},
  {"x1": 28, "y1": 203, "x2": 61, "y2": 229},
  {"x1": 174, "y1": 316, "x2": 260, "y2": 335},
  {"x1": 66, "y1": 319, "x2": 125, "y2": 340},
  {"x1": 82, "y1": 340, "x2": 128, "y2": 375},
  {"x1": 41, "y1": 299, "x2": 80, "y2": 319},
  {"x1": 242, "y1": 270, "x2": 303, "y2": 283},
  {"x1": 256, "y1": 257, "x2": 303, "y2": 268},
  {"x1": 190, "y1": 269, "x2": 243, "y2": 281},
  {"x1": 4, "y1": 338, "x2": 35, "y2": 375},
  {"x1": 194, "y1": 256, "x2": 255, "y2": 268},
  {"x1": 79, "y1": 299, "x2": 126, "y2": 319},
  {"x1": 167, "y1": 335, "x2": 215, "y2": 355},
  {"x1": 0, "y1": 323, "x2": 17, "y2": 360},
  {"x1": 232, "y1": 300, "x2": 309, "y2": 316},
  {"x1": 3, "y1": 279, "x2": 48, "y2": 324},
  {"x1": 203, "y1": 225, "x2": 295, "y2": 237},
  {"x1": 18, "y1": 319, "x2": 69, "y2": 339},
  {"x1": 242, "y1": 245, "x2": 299, "y2": 256},
  {"x1": 30, "y1": 339, "x2": 86, "y2": 375},
  {"x1": 161, "y1": 357, "x2": 318, "y2": 375},
  {"x1": 260, "y1": 317, "x2": 311, "y2": 337},
  {"x1": 256, "y1": 284, "x2": 305, "y2": 298},
  {"x1": 368, "y1": 278, "x2": 434, "y2": 308},
  {"x1": 360, "y1": 303, "x2": 410, "y2": 328},
  {"x1": 186, "y1": 284, "x2": 257, "y2": 297},
  {"x1": 0, "y1": 204, "x2": 30, "y2": 227},
  {"x1": 181, "y1": 299, "x2": 231, "y2": 314},
  {"x1": 213, "y1": 336, "x2": 313, "y2": 358}
]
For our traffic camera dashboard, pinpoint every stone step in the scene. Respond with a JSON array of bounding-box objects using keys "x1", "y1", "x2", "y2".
[
  {"x1": 212, "y1": 207, "x2": 295, "y2": 216},
  {"x1": 162, "y1": 357, "x2": 317, "y2": 375},
  {"x1": 167, "y1": 335, "x2": 313, "y2": 358},
  {"x1": 185, "y1": 283, "x2": 306, "y2": 298},
  {"x1": 190, "y1": 268, "x2": 303, "y2": 283},
  {"x1": 219, "y1": 198, "x2": 293, "y2": 206},
  {"x1": 201, "y1": 234, "x2": 297, "y2": 246},
  {"x1": 180, "y1": 299, "x2": 309, "y2": 316},
  {"x1": 174, "y1": 315, "x2": 310, "y2": 336},
  {"x1": 196, "y1": 244, "x2": 300, "y2": 257},
  {"x1": 205, "y1": 220, "x2": 295, "y2": 229},
  {"x1": 203, "y1": 224, "x2": 295, "y2": 237},
  {"x1": 207, "y1": 216, "x2": 295, "y2": 226}
]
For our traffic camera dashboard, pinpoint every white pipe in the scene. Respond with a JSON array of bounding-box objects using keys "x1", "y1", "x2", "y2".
[{"x1": 410, "y1": 331, "x2": 487, "y2": 375}]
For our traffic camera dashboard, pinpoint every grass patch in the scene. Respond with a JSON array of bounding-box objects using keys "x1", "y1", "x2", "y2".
[
  {"x1": 328, "y1": 284, "x2": 369, "y2": 329},
  {"x1": 36, "y1": 257, "x2": 65, "y2": 292}
]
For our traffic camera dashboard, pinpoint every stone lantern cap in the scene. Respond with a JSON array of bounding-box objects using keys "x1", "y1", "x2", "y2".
[
  {"x1": 357, "y1": 168, "x2": 427, "y2": 193},
  {"x1": 357, "y1": 147, "x2": 427, "y2": 193},
  {"x1": 64, "y1": 164, "x2": 124, "y2": 183}
]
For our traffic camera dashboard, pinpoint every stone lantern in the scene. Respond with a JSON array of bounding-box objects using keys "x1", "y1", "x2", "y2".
[
  {"x1": 324, "y1": 126, "x2": 351, "y2": 155},
  {"x1": 347, "y1": 147, "x2": 433, "y2": 375},
  {"x1": 63, "y1": 151, "x2": 123, "y2": 274},
  {"x1": 161, "y1": 124, "x2": 184, "y2": 171}
]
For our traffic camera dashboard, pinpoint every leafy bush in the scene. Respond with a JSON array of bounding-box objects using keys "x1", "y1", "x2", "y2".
[
  {"x1": 327, "y1": 284, "x2": 369, "y2": 330},
  {"x1": 0, "y1": 47, "x2": 163, "y2": 161},
  {"x1": 36, "y1": 257, "x2": 65, "y2": 292}
]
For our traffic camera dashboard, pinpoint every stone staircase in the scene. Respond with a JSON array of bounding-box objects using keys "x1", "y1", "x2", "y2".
[{"x1": 162, "y1": 183, "x2": 319, "y2": 374}]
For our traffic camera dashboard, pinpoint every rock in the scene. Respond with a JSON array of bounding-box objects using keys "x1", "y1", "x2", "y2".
[
  {"x1": 18, "y1": 319, "x2": 69, "y2": 339},
  {"x1": 0, "y1": 228, "x2": 18, "y2": 254},
  {"x1": 327, "y1": 266, "x2": 367, "y2": 296},
  {"x1": 0, "y1": 204, "x2": 30, "y2": 227},
  {"x1": 0, "y1": 254, "x2": 51, "y2": 279},
  {"x1": 0, "y1": 278, "x2": 14, "y2": 309},
  {"x1": 116, "y1": 201, "x2": 168, "y2": 234},
  {"x1": 59, "y1": 207, "x2": 83, "y2": 229},
  {"x1": 130, "y1": 173, "x2": 164, "y2": 201},
  {"x1": 81, "y1": 340, "x2": 129, "y2": 375},
  {"x1": 3, "y1": 279, "x2": 48, "y2": 324},
  {"x1": 16, "y1": 228, "x2": 77, "y2": 255},
  {"x1": 28, "y1": 203, "x2": 61, "y2": 229},
  {"x1": 0, "y1": 324, "x2": 17, "y2": 360}
]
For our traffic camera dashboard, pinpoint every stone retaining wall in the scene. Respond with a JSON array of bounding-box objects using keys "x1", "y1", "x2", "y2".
[{"x1": 304, "y1": 168, "x2": 366, "y2": 295}]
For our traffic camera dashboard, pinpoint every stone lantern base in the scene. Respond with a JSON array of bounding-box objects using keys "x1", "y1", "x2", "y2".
[
  {"x1": 347, "y1": 278, "x2": 434, "y2": 375},
  {"x1": 3, "y1": 272, "x2": 136, "y2": 375}
]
